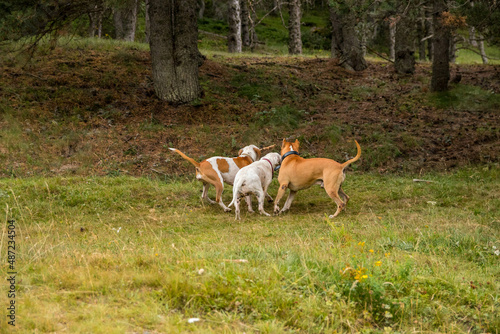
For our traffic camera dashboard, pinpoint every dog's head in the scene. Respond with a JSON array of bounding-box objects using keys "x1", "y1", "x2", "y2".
[
  {"x1": 238, "y1": 145, "x2": 261, "y2": 162},
  {"x1": 238, "y1": 144, "x2": 277, "y2": 162},
  {"x1": 263, "y1": 152, "x2": 282, "y2": 168},
  {"x1": 280, "y1": 139, "x2": 300, "y2": 155}
]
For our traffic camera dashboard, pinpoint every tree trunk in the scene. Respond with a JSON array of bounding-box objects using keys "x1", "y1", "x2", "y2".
[
  {"x1": 288, "y1": 0, "x2": 302, "y2": 54},
  {"x1": 88, "y1": 13, "x2": 96, "y2": 37},
  {"x1": 394, "y1": 2, "x2": 416, "y2": 74},
  {"x1": 88, "y1": 1, "x2": 104, "y2": 38},
  {"x1": 228, "y1": 0, "x2": 242, "y2": 53},
  {"x1": 389, "y1": 18, "x2": 396, "y2": 61},
  {"x1": 113, "y1": 0, "x2": 138, "y2": 41},
  {"x1": 469, "y1": 26, "x2": 478, "y2": 47},
  {"x1": 148, "y1": 0, "x2": 202, "y2": 104},
  {"x1": 417, "y1": 8, "x2": 427, "y2": 61},
  {"x1": 198, "y1": 0, "x2": 205, "y2": 19},
  {"x1": 430, "y1": 0, "x2": 450, "y2": 92},
  {"x1": 330, "y1": 7, "x2": 367, "y2": 71},
  {"x1": 271, "y1": 0, "x2": 282, "y2": 16},
  {"x1": 449, "y1": 33, "x2": 457, "y2": 64},
  {"x1": 359, "y1": 22, "x2": 367, "y2": 58},
  {"x1": 478, "y1": 34, "x2": 488, "y2": 64},
  {"x1": 425, "y1": 6, "x2": 433, "y2": 61},
  {"x1": 241, "y1": 0, "x2": 250, "y2": 47},
  {"x1": 145, "y1": 0, "x2": 150, "y2": 43}
]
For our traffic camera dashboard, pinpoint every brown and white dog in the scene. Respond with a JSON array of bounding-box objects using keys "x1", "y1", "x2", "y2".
[
  {"x1": 273, "y1": 139, "x2": 361, "y2": 218},
  {"x1": 169, "y1": 145, "x2": 273, "y2": 212}
]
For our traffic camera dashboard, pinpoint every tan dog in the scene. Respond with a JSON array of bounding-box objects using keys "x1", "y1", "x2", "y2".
[
  {"x1": 169, "y1": 145, "x2": 274, "y2": 212},
  {"x1": 274, "y1": 139, "x2": 361, "y2": 218}
]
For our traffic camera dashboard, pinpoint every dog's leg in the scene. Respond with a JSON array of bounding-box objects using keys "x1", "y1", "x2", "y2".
[
  {"x1": 201, "y1": 183, "x2": 216, "y2": 204},
  {"x1": 339, "y1": 186, "x2": 350, "y2": 209},
  {"x1": 234, "y1": 196, "x2": 241, "y2": 220},
  {"x1": 245, "y1": 195, "x2": 254, "y2": 213},
  {"x1": 257, "y1": 190, "x2": 271, "y2": 216},
  {"x1": 274, "y1": 183, "x2": 288, "y2": 214},
  {"x1": 263, "y1": 181, "x2": 273, "y2": 203},
  {"x1": 214, "y1": 180, "x2": 231, "y2": 212},
  {"x1": 280, "y1": 190, "x2": 297, "y2": 213},
  {"x1": 325, "y1": 187, "x2": 345, "y2": 218}
]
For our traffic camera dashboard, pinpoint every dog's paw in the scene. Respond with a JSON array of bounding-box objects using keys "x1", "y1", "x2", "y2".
[{"x1": 224, "y1": 208, "x2": 231, "y2": 212}]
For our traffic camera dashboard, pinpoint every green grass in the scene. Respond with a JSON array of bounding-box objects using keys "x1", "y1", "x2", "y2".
[
  {"x1": 455, "y1": 44, "x2": 500, "y2": 65},
  {"x1": 428, "y1": 84, "x2": 500, "y2": 111},
  {"x1": 0, "y1": 167, "x2": 498, "y2": 333}
]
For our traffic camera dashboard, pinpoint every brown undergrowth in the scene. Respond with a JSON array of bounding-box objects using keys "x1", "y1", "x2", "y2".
[{"x1": 0, "y1": 44, "x2": 498, "y2": 177}]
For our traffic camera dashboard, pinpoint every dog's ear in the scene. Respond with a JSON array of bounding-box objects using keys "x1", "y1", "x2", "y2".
[
  {"x1": 294, "y1": 139, "x2": 300, "y2": 151},
  {"x1": 253, "y1": 147, "x2": 261, "y2": 160},
  {"x1": 281, "y1": 138, "x2": 287, "y2": 148},
  {"x1": 238, "y1": 149, "x2": 243, "y2": 156}
]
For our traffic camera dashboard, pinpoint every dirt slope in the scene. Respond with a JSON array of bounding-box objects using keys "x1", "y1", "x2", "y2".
[{"x1": 0, "y1": 47, "x2": 498, "y2": 177}]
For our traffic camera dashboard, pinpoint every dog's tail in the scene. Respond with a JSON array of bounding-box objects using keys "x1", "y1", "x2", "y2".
[
  {"x1": 228, "y1": 177, "x2": 244, "y2": 208},
  {"x1": 340, "y1": 140, "x2": 361, "y2": 169},
  {"x1": 169, "y1": 148, "x2": 200, "y2": 168}
]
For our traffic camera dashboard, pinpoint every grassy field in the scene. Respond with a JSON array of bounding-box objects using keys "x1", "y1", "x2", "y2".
[
  {"x1": 0, "y1": 167, "x2": 498, "y2": 333},
  {"x1": 0, "y1": 25, "x2": 499, "y2": 333}
]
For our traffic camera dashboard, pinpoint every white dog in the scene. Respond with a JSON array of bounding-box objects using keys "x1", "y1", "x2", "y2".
[{"x1": 228, "y1": 153, "x2": 281, "y2": 220}]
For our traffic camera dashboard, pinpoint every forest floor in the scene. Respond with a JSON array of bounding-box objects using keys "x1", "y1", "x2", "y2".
[{"x1": 0, "y1": 42, "x2": 499, "y2": 177}]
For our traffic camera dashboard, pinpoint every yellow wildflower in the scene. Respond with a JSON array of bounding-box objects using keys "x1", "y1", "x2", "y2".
[{"x1": 375, "y1": 261, "x2": 382, "y2": 266}]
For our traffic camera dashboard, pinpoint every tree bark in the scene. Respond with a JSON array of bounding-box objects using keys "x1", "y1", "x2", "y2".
[
  {"x1": 198, "y1": 0, "x2": 205, "y2": 19},
  {"x1": 478, "y1": 34, "x2": 488, "y2": 64},
  {"x1": 148, "y1": 0, "x2": 202, "y2": 104},
  {"x1": 430, "y1": 0, "x2": 450, "y2": 92},
  {"x1": 394, "y1": 2, "x2": 416, "y2": 74},
  {"x1": 88, "y1": 1, "x2": 104, "y2": 38},
  {"x1": 389, "y1": 18, "x2": 396, "y2": 61},
  {"x1": 271, "y1": 0, "x2": 282, "y2": 16},
  {"x1": 241, "y1": 0, "x2": 250, "y2": 47},
  {"x1": 449, "y1": 33, "x2": 457, "y2": 64},
  {"x1": 330, "y1": 6, "x2": 367, "y2": 71},
  {"x1": 228, "y1": 0, "x2": 242, "y2": 53},
  {"x1": 145, "y1": 0, "x2": 150, "y2": 43},
  {"x1": 417, "y1": 8, "x2": 427, "y2": 61},
  {"x1": 425, "y1": 6, "x2": 433, "y2": 61},
  {"x1": 288, "y1": 0, "x2": 302, "y2": 54},
  {"x1": 113, "y1": 0, "x2": 138, "y2": 41},
  {"x1": 469, "y1": 26, "x2": 478, "y2": 47}
]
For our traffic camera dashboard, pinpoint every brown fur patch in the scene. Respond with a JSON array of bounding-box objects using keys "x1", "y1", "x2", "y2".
[
  {"x1": 233, "y1": 157, "x2": 253, "y2": 169},
  {"x1": 253, "y1": 147, "x2": 262, "y2": 161},
  {"x1": 281, "y1": 140, "x2": 301, "y2": 155},
  {"x1": 217, "y1": 159, "x2": 230, "y2": 173}
]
